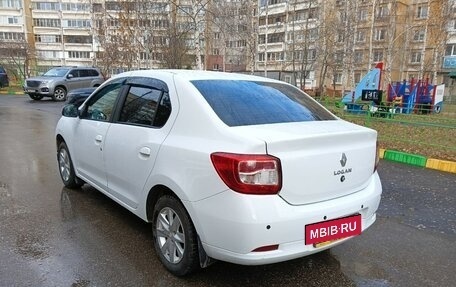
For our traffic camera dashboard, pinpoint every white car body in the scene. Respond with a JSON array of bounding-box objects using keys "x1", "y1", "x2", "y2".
[{"x1": 55, "y1": 70, "x2": 381, "y2": 273}]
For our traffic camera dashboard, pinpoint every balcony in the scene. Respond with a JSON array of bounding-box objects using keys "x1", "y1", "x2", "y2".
[{"x1": 258, "y1": 42, "x2": 284, "y2": 52}]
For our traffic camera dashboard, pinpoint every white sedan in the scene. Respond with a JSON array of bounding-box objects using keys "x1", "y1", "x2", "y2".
[{"x1": 55, "y1": 70, "x2": 382, "y2": 276}]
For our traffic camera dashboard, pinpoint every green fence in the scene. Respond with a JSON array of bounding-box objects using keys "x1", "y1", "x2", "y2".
[{"x1": 318, "y1": 97, "x2": 456, "y2": 162}]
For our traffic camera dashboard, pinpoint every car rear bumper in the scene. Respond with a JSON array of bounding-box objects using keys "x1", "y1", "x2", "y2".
[{"x1": 187, "y1": 172, "x2": 382, "y2": 265}]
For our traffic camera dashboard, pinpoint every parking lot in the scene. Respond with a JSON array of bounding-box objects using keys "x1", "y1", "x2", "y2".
[{"x1": 0, "y1": 95, "x2": 455, "y2": 287}]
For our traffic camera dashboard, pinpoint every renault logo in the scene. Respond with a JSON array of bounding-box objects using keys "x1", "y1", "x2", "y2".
[{"x1": 340, "y1": 153, "x2": 347, "y2": 167}]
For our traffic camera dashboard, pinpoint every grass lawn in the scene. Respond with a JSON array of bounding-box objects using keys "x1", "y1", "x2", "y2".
[{"x1": 323, "y1": 99, "x2": 456, "y2": 162}]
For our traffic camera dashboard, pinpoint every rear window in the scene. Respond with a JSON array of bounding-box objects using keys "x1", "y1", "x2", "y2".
[{"x1": 191, "y1": 80, "x2": 336, "y2": 126}]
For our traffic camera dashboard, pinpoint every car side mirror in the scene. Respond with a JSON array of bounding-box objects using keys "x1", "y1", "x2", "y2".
[
  {"x1": 67, "y1": 74, "x2": 74, "y2": 79},
  {"x1": 62, "y1": 104, "x2": 79, "y2": 117}
]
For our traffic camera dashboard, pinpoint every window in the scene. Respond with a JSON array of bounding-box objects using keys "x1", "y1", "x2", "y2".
[
  {"x1": 354, "y1": 51, "x2": 363, "y2": 64},
  {"x1": 337, "y1": 32, "x2": 344, "y2": 43},
  {"x1": 213, "y1": 64, "x2": 219, "y2": 70},
  {"x1": 335, "y1": 52, "x2": 343, "y2": 64},
  {"x1": 84, "y1": 83, "x2": 122, "y2": 122},
  {"x1": 267, "y1": 33, "x2": 284, "y2": 43},
  {"x1": 374, "y1": 29, "x2": 386, "y2": 41},
  {"x1": 35, "y1": 34, "x2": 61, "y2": 43},
  {"x1": 417, "y1": 6, "x2": 428, "y2": 18},
  {"x1": 334, "y1": 73, "x2": 342, "y2": 84},
  {"x1": 64, "y1": 35, "x2": 92, "y2": 44},
  {"x1": 191, "y1": 80, "x2": 335, "y2": 127},
  {"x1": 0, "y1": 32, "x2": 23, "y2": 40},
  {"x1": 214, "y1": 32, "x2": 220, "y2": 40},
  {"x1": 410, "y1": 51, "x2": 421, "y2": 63},
  {"x1": 92, "y1": 3, "x2": 102, "y2": 12},
  {"x1": 140, "y1": 52, "x2": 150, "y2": 60},
  {"x1": 376, "y1": 6, "x2": 389, "y2": 19},
  {"x1": 63, "y1": 19, "x2": 91, "y2": 28},
  {"x1": 68, "y1": 51, "x2": 90, "y2": 59},
  {"x1": 268, "y1": 0, "x2": 285, "y2": 5},
  {"x1": 413, "y1": 30, "x2": 425, "y2": 42},
  {"x1": 76, "y1": 69, "x2": 99, "y2": 77},
  {"x1": 37, "y1": 50, "x2": 62, "y2": 59},
  {"x1": 358, "y1": 9, "x2": 368, "y2": 21},
  {"x1": 7, "y1": 16, "x2": 19, "y2": 24},
  {"x1": 445, "y1": 44, "x2": 456, "y2": 56},
  {"x1": 33, "y1": 2, "x2": 59, "y2": 10},
  {"x1": 0, "y1": 0, "x2": 22, "y2": 8},
  {"x1": 354, "y1": 73, "x2": 361, "y2": 84},
  {"x1": 258, "y1": 53, "x2": 265, "y2": 62},
  {"x1": 267, "y1": 52, "x2": 283, "y2": 61},
  {"x1": 33, "y1": 18, "x2": 61, "y2": 27},
  {"x1": 309, "y1": 28, "x2": 318, "y2": 41},
  {"x1": 178, "y1": 5, "x2": 191, "y2": 15},
  {"x1": 119, "y1": 87, "x2": 162, "y2": 126},
  {"x1": 356, "y1": 30, "x2": 365, "y2": 42},
  {"x1": 213, "y1": 48, "x2": 220, "y2": 55},
  {"x1": 61, "y1": 3, "x2": 89, "y2": 11},
  {"x1": 373, "y1": 50, "x2": 383, "y2": 62}
]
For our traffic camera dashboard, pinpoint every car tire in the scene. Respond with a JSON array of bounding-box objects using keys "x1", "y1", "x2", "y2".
[
  {"x1": 53, "y1": 87, "x2": 67, "y2": 101},
  {"x1": 57, "y1": 142, "x2": 83, "y2": 189},
  {"x1": 152, "y1": 195, "x2": 200, "y2": 276},
  {"x1": 29, "y1": 94, "x2": 44, "y2": 100}
]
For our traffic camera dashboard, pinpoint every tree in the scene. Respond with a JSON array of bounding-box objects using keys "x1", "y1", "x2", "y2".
[{"x1": 0, "y1": 38, "x2": 35, "y2": 83}]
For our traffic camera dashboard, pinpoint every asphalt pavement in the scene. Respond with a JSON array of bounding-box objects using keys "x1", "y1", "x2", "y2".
[{"x1": 0, "y1": 95, "x2": 455, "y2": 287}]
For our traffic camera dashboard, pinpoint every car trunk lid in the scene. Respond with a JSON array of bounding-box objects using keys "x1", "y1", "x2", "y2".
[{"x1": 234, "y1": 120, "x2": 377, "y2": 205}]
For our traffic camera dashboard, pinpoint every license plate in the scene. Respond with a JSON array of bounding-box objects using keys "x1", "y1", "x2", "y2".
[
  {"x1": 27, "y1": 89, "x2": 36, "y2": 93},
  {"x1": 305, "y1": 214, "x2": 361, "y2": 245}
]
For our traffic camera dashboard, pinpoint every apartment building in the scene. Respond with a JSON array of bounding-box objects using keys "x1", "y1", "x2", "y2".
[
  {"x1": 0, "y1": 0, "x2": 454, "y2": 92},
  {"x1": 256, "y1": 0, "x2": 453, "y2": 93}
]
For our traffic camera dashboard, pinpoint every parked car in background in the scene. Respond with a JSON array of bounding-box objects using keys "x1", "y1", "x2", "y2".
[
  {"x1": 24, "y1": 66, "x2": 104, "y2": 101},
  {"x1": 56, "y1": 70, "x2": 382, "y2": 276},
  {"x1": 66, "y1": 87, "x2": 96, "y2": 107},
  {"x1": 0, "y1": 66, "x2": 9, "y2": 88}
]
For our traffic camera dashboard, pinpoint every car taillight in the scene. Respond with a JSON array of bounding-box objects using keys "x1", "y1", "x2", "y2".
[
  {"x1": 210, "y1": 152, "x2": 282, "y2": 194},
  {"x1": 374, "y1": 141, "x2": 380, "y2": 172}
]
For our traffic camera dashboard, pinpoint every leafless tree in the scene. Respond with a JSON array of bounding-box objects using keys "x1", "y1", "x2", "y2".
[{"x1": 0, "y1": 39, "x2": 35, "y2": 82}]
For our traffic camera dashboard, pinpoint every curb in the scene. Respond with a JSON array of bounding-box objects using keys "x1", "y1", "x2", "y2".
[
  {"x1": 0, "y1": 91, "x2": 24, "y2": 95},
  {"x1": 379, "y1": 148, "x2": 456, "y2": 174}
]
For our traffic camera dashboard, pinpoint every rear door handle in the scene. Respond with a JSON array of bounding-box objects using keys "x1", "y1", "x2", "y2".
[
  {"x1": 139, "y1": 147, "x2": 151, "y2": 157},
  {"x1": 95, "y1": 135, "x2": 103, "y2": 143}
]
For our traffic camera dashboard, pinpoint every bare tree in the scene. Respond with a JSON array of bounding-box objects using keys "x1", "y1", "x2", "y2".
[{"x1": 0, "y1": 39, "x2": 35, "y2": 82}]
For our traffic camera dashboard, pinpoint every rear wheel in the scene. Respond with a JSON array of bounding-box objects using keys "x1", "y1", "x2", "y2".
[
  {"x1": 53, "y1": 87, "x2": 67, "y2": 101},
  {"x1": 152, "y1": 195, "x2": 200, "y2": 276},
  {"x1": 29, "y1": 94, "x2": 43, "y2": 100},
  {"x1": 57, "y1": 142, "x2": 83, "y2": 189}
]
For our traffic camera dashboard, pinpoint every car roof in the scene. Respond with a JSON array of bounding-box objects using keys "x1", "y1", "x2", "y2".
[{"x1": 113, "y1": 69, "x2": 283, "y2": 84}]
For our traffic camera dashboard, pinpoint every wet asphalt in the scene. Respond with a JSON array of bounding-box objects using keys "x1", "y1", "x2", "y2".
[{"x1": 0, "y1": 95, "x2": 455, "y2": 287}]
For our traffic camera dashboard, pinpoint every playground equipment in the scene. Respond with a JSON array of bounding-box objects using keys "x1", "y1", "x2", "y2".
[
  {"x1": 341, "y1": 63, "x2": 383, "y2": 113},
  {"x1": 341, "y1": 62, "x2": 445, "y2": 115},
  {"x1": 387, "y1": 79, "x2": 444, "y2": 114}
]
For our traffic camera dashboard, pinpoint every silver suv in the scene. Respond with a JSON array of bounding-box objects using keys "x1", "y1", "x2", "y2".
[{"x1": 24, "y1": 67, "x2": 104, "y2": 101}]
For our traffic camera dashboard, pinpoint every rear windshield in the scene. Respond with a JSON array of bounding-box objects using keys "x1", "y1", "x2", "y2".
[{"x1": 191, "y1": 80, "x2": 336, "y2": 127}]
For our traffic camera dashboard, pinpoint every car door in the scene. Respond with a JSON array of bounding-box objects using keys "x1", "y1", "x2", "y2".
[
  {"x1": 66, "y1": 69, "x2": 83, "y2": 91},
  {"x1": 73, "y1": 81, "x2": 124, "y2": 190},
  {"x1": 103, "y1": 79, "x2": 172, "y2": 208}
]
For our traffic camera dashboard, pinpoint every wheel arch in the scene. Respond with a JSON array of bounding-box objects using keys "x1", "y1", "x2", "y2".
[
  {"x1": 146, "y1": 184, "x2": 177, "y2": 222},
  {"x1": 55, "y1": 85, "x2": 67, "y2": 92},
  {"x1": 56, "y1": 134, "x2": 65, "y2": 150}
]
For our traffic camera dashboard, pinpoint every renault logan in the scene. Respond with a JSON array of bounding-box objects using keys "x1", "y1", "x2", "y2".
[{"x1": 55, "y1": 70, "x2": 382, "y2": 276}]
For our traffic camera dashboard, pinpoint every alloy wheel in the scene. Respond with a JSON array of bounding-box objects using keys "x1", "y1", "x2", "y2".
[
  {"x1": 155, "y1": 207, "x2": 186, "y2": 264},
  {"x1": 58, "y1": 148, "x2": 71, "y2": 182}
]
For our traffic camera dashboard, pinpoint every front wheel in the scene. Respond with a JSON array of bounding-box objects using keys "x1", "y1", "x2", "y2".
[
  {"x1": 53, "y1": 87, "x2": 67, "y2": 101},
  {"x1": 152, "y1": 195, "x2": 200, "y2": 276},
  {"x1": 57, "y1": 142, "x2": 83, "y2": 189}
]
